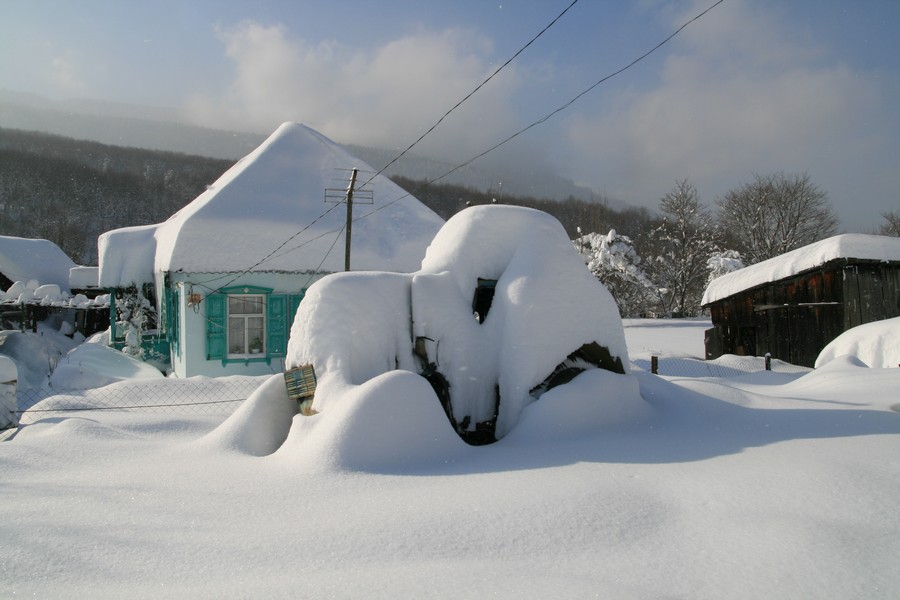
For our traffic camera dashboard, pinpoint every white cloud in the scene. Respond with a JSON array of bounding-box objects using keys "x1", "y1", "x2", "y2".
[
  {"x1": 563, "y1": 0, "x2": 899, "y2": 229},
  {"x1": 184, "y1": 21, "x2": 522, "y2": 159}
]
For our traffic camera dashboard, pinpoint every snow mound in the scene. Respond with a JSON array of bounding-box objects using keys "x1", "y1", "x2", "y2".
[
  {"x1": 0, "y1": 330, "x2": 79, "y2": 390},
  {"x1": 276, "y1": 371, "x2": 472, "y2": 473},
  {"x1": 278, "y1": 205, "x2": 631, "y2": 452},
  {"x1": 0, "y1": 354, "x2": 17, "y2": 382},
  {"x1": 503, "y1": 369, "x2": 651, "y2": 444},
  {"x1": 50, "y1": 342, "x2": 165, "y2": 390},
  {"x1": 815, "y1": 317, "x2": 900, "y2": 369},
  {"x1": 199, "y1": 373, "x2": 297, "y2": 456}
]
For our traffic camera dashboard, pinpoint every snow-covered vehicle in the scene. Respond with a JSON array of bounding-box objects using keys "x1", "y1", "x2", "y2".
[{"x1": 285, "y1": 205, "x2": 630, "y2": 444}]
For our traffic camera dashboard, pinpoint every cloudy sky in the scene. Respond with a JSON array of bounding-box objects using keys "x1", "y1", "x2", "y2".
[{"x1": 2, "y1": 0, "x2": 898, "y2": 231}]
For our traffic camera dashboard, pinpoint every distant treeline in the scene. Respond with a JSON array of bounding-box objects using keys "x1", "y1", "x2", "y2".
[
  {"x1": 0, "y1": 127, "x2": 655, "y2": 266},
  {"x1": 388, "y1": 175, "x2": 653, "y2": 240},
  {"x1": 0, "y1": 128, "x2": 233, "y2": 264}
]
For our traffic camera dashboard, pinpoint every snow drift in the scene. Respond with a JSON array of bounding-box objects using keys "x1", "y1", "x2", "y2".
[{"x1": 279, "y1": 205, "x2": 631, "y2": 447}]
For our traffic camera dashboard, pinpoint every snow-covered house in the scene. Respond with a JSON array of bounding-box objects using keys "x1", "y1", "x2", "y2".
[
  {"x1": 702, "y1": 234, "x2": 900, "y2": 367},
  {"x1": 99, "y1": 122, "x2": 443, "y2": 378}
]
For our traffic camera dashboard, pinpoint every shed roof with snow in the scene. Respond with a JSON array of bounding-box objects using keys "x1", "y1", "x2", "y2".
[
  {"x1": 702, "y1": 234, "x2": 900, "y2": 306},
  {"x1": 97, "y1": 224, "x2": 160, "y2": 288},
  {"x1": 0, "y1": 235, "x2": 76, "y2": 290},
  {"x1": 153, "y1": 122, "x2": 444, "y2": 275}
]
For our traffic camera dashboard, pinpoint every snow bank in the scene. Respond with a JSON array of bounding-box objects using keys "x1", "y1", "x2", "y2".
[
  {"x1": 276, "y1": 371, "x2": 472, "y2": 472},
  {"x1": 703, "y1": 234, "x2": 900, "y2": 304},
  {"x1": 0, "y1": 354, "x2": 17, "y2": 382},
  {"x1": 415, "y1": 205, "x2": 629, "y2": 436},
  {"x1": 0, "y1": 329, "x2": 80, "y2": 390},
  {"x1": 281, "y1": 205, "x2": 630, "y2": 449},
  {"x1": 50, "y1": 341, "x2": 164, "y2": 390},
  {"x1": 200, "y1": 373, "x2": 297, "y2": 456},
  {"x1": 815, "y1": 317, "x2": 900, "y2": 368}
]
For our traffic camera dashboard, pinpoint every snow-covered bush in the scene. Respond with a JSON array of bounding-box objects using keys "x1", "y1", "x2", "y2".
[
  {"x1": 707, "y1": 249, "x2": 744, "y2": 284},
  {"x1": 574, "y1": 229, "x2": 657, "y2": 317},
  {"x1": 114, "y1": 285, "x2": 156, "y2": 358}
]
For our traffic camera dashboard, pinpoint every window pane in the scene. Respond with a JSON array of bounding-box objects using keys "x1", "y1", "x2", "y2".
[
  {"x1": 228, "y1": 317, "x2": 245, "y2": 354},
  {"x1": 247, "y1": 317, "x2": 264, "y2": 353},
  {"x1": 229, "y1": 296, "x2": 263, "y2": 315}
]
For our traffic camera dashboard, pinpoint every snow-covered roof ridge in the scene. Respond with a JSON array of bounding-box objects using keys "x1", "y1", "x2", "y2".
[
  {"x1": 703, "y1": 233, "x2": 900, "y2": 305},
  {"x1": 154, "y1": 121, "x2": 443, "y2": 275},
  {"x1": 0, "y1": 235, "x2": 77, "y2": 290}
]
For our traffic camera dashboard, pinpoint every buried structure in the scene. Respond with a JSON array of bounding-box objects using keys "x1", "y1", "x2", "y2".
[{"x1": 284, "y1": 205, "x2": 629, "y2": 444}]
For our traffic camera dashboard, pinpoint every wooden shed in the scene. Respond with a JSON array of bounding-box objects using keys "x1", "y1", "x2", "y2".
[{"x1": 702, "y1": 234, "x2": 900, "y2": 367}]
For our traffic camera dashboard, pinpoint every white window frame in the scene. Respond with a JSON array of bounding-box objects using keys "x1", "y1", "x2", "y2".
[{"x1": 226, "y1": 294, "x2": 266, "y2": 358}]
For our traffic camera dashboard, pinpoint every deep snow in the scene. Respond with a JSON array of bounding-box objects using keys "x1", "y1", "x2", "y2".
[
  {"x1": 286, "y1": 206, "x2": 628, "y2": 440},
  {"x1": 2, "y1": 315, "x2": 899, "y2": 599}
]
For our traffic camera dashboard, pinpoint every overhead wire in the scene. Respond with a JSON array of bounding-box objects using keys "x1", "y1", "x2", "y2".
[
  {"x1": 356, "y1": 0, "x2": 726, "y2": 221},
  {"x1": 188, "y1": 0, "x2": 725, "y2": 297},
  {"x1": 360, "y1": 0, "x2": 580, "y2": 189},
  {"x1": 191, "y1": 1, "x2": 580, "y2": 294}
]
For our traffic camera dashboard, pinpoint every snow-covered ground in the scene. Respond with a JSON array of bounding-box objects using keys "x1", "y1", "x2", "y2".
[{"x1": 2, "y1": 313, "x2": 899, "y2": 599}]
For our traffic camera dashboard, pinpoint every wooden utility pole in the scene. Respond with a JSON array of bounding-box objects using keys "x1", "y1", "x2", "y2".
[
  {"x1": 325, "y1": 167, "x2": 372, "y2": 272},
  {"x1": 344, "y1": 168, "x2": 358, "y2": 272}
]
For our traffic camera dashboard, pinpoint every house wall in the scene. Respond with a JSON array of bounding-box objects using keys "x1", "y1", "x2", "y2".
[{"x1": 165, "y1": 271, "x2": 327, "y2": 378}]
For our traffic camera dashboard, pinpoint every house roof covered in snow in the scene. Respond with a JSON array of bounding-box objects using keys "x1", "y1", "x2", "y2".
[
  {"x1": 0, "y1": 235, "x2": 76, "y2": 290},
  {"x1": 702, "y1": 234, "x2": 900, "y2": 305},
  {"x1": 97, "y1": 224, "x2": 160, "y2": 288},
  {"x1": 153, "y1": 122, "x2": 444, "y2": 275}
]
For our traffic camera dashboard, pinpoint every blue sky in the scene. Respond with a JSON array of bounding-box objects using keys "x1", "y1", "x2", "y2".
[{"x1": 2, "y1": 0, "x2": 899, "y2": 231}]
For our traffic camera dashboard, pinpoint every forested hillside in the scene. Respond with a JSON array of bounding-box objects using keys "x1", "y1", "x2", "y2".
[
  {"x1": 0, "y1": 128, "x2": 651, "y2": 266},
  {"x1": 0, "y1": 128, "x2": 233, "y2": 264}
]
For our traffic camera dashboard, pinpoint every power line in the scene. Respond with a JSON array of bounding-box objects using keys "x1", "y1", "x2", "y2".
[
  {"x1": 356, "y1": 0, "x2": 727, "y2": 222},
  {"x1": 190, "y1": 1, "x2": 580, "y2": 290},
  {"x1": 201, "y1": 201, "x2": 345, "y2": 296},
  {"x1": 360, "y1": 0, "x2": 580, "y2": 189}
]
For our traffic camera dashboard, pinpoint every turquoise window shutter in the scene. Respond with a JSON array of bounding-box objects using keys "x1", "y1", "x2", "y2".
[
  {"x1": 289, "y1": 291, "x2": 305, "y2": 320},
  {"x1": 267, "y1": 294, "x2": 287, "y2": 357},
  {"x1": 206, "y1": 293, "x2": 226, "y2": 360}
]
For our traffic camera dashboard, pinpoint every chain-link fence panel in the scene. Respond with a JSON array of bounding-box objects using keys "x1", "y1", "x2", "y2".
[{"x1": 10, "y1": 375, "x2": 267, "y2": 429}]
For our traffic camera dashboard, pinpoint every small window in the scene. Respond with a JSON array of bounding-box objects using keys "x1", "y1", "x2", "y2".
[
  {"x1": 227, "y1": 295, "x2": 265, "y2": 357},
  {"x1": 472, "y1": 278, "x2": 497, "y2": 324}
]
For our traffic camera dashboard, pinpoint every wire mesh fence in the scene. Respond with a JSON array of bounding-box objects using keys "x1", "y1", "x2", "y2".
[
  {"x1": 1, "y1": 376, "x2": 267, "y2": 440},
  {"x1": 2, "y1": 355, "x2": 813, "y2": 441}
]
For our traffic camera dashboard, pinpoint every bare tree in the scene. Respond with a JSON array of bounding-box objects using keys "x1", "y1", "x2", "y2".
[
  {"x1": 644, "y1": 179, "x2": 720, "y2": 316},
  {"x1": 716, "y1": 172, "x2": 839, "y2": 264},
  {"x1": 880, "y1": 210, "x2": 900, "y2": 236}
]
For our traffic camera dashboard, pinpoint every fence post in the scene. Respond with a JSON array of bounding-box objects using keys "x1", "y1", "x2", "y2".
[
  {"x1": 765, "y1": 353, "x2": 771, "y2": 371},
  {"x1": 651, "y1": 355, "x2": 659, "y2": 375}
]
